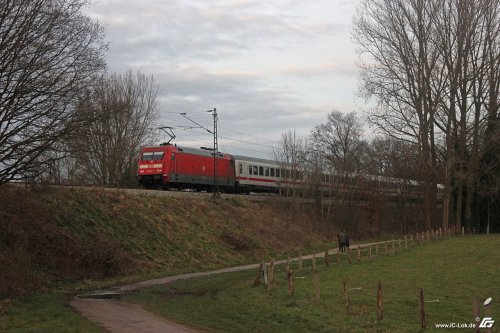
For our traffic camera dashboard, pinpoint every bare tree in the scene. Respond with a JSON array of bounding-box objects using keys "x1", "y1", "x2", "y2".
[
  {"x1": 477, "y1": 0, "x2": 500, "y2": 233},
  {"x1": 273, "y1": 130, "x2": 306, "y2": 198},
  {"x1": 365, "y1": 136, "x2": 420, "y2": 179},
  {"x1": 0, "y1": 0, "x2": 107, "y2": 184},
  {"x1": 311, "y1": 111, "x2": 365, "y2": 172},
  {"x1": 70, "y1": 71, "x2": 159, "y2": 187},
  {"x1": 353, "y1": 0, "x2": 446, "y2": 230}
]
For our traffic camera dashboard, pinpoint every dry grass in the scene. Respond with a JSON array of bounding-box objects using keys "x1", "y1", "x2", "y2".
[{"x1": 0, "y1": 185, "x2": 331, "y2": 300}]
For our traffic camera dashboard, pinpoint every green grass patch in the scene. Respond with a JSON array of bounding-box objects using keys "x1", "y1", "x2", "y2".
[
  {"x1": 124, "y1": 236, "x2": 500, "y2": 332},
  {"x1": 0, "y1": 293, "x2": 104, "y2": 333}
]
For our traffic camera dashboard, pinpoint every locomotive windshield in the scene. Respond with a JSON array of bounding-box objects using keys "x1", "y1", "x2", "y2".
[{"x1": 142, "y1": 151, "x2": 164, "y2": 161}]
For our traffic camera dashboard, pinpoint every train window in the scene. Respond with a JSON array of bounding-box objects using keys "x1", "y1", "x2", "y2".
[
  {"x1": 276, "y1": 169, "x2": 280, "y2": 178},
  {"x1": 249, "y1": 165, "x2": 252, "y2": 175},
  {"x1": 265, "y1": 167, "x2": 269, "y2": 177},
  {"x1": 270, "y1": 168, "x2": 275, "y2": 177},
  {"x1": 239, "y1": 164, "x2": 243, "y2": 174},
  {"x1": 142, "y1": 152, "x2": 153, "y2": 160},
  {"x1": 253, "y1": 165, "x2": 258, "y2": 175},
  {"x1": 259, "y1": 166, "x2": 264, "y2": 176},
  {"x1": 142, "y1": 151, "x2": 164, "y2": 161}
]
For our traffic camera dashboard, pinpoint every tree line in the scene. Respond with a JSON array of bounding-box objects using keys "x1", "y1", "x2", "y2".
[
  {"x1": 0, "y1": 0, "x2": 159, "y2": 188},
  {"x1": 352, "y1": 0, "x2": 499, "y2": 233},
  {"x1": 274, "y1": 112, "x2": 425, "y2": 235}
]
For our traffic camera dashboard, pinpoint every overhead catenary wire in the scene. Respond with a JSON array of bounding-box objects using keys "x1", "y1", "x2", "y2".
[
  {"x1": 160, "y1": 111, "x2": 278, "y2": 149},
  {"x1": 162, "y1": 125, "x2": 275, "y2": 151}
]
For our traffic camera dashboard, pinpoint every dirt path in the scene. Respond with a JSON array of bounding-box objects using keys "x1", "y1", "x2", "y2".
[
  {"x1": 71, "y1": 241, "x2": 386, "y2": 333},
  {"x1": 70, "y1": 299, "x2": 200, "y2": 333}
]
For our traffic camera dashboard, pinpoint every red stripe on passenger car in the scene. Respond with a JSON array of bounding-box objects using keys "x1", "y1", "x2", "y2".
[{"x1": 237, "y1": 177, "x2": 277, "y2": 183}]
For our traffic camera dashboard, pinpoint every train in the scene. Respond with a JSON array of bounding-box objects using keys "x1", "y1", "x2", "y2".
[
  {"x1": 137, "y1": 143, "x2": 429, "y2": 196},
  {"x1": 138, "y1": 143, "x2": 290, "y2": 193}
]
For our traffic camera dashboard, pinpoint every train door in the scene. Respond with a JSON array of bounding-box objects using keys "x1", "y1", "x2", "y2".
[{"x1": 170, "y1": 151, "x2": 178, "y2": 181}]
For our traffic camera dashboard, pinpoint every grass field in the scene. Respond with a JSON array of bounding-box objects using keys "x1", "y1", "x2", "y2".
[
  {"x1": 124, "y1": 235, "x2": 500, "y2": 332},
  {"x1": 0, "y1": 293, "x2": 103, "y2": 333}
]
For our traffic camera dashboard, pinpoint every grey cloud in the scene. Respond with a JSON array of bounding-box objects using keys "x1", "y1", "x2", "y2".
[
  {"x1": 278, "y1": 62, "x2": 359, "y2": 78},
  {"x1": 89, "y1": 0, "x2": 344, "y2": 65}
]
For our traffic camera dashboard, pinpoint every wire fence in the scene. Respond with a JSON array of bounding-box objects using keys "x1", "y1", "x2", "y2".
[{"x1": 252, "y1": 230, "x2": 496, "y2": 332}]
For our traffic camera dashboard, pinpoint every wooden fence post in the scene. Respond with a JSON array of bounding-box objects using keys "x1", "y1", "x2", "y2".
[
  {"x1": 462, "y1": 226, "x2": 465, "y2": 236},
  {"x1": 343, "y1": 281, "x2": 351, "y2": 314},
  {"x1": 472, "y1": 297, "x2": 480, "y2": 333},
  {"x1": 398, "y1": 239, "x2": 402, "y2": 251},
  {"x1": 357, "y1": 246, "x2": 361, "y2": 261},
  {"x1": 263, "y1": 262, "x2": 268, "y2": 287},
  {"x1": 347, "y1": 248, "x2": 352, "y2": 264},
  {"x1": 369, "y1": 245, "x2": 372, "y2": 260},
  {"x1": 392, "y1": 240, "x2": 395, "y2": 254},
  {"x1": 252, "y1": 261, "x2": 263, "y2": 287},
  {"x1": 376, "y1": 243, "x2": 379, "y2": 256},
  {"x1": 267, "y1": 260, "x2": 274, "y2": 291},
  {"x1": 405, "y1": 236, "x2": 408, "y2": 249},
  {"x1": 287, "y1": 269, "x2": 294, "y2": 296},
  {"x1": 313, "y1": 271, "x2": 320, "y2": 303},
  {"x1": 419, "y1": 288, "x2": 426, "y2": 329},
  {"x1": 299, "y1": 253, "x2": 303, "y2": 272},
  {"x1": 377, "y1": 281, "x2": 383, "y2": 320},
  {"x1": 325, "y1": 250, "x2": 329, "y2": 267},
  {"x1": 410, "y1": 233, "x2": 413, "y2": 241},
  {"x1": 384, "y1": 242, "x2": 388, "y2": 254},
  {"x1": 287, "y1": 257, "x2": 290, "y2": 272}
]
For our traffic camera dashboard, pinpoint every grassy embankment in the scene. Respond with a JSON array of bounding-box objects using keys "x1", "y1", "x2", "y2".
[
  {"x1": 124, "y1": 235, "x2": 500, "y2": 333},
  {"x1": 0, "y1": 185, "x2": 332, "y2": 332}
]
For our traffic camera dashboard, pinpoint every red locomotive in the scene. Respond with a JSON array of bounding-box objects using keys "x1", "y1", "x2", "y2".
[{"x1": 138, "y1": 144, "x2": 236, "y2": 191}]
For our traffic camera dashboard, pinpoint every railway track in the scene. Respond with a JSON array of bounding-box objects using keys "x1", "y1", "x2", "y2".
[
  {"x1": 8, "y1": 181, "x2": 435, "y2": 205},
  {"x1": 7, "y1": 182, "x2": 281, "y2": 202},
  {"x1": 93, "y1": 186, "x2": 280, "y2": 201}
]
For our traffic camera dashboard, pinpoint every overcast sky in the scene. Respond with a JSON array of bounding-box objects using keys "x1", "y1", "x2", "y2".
[{"x1": 87, "y1": 0, "x2": 361, "y2": 159}]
